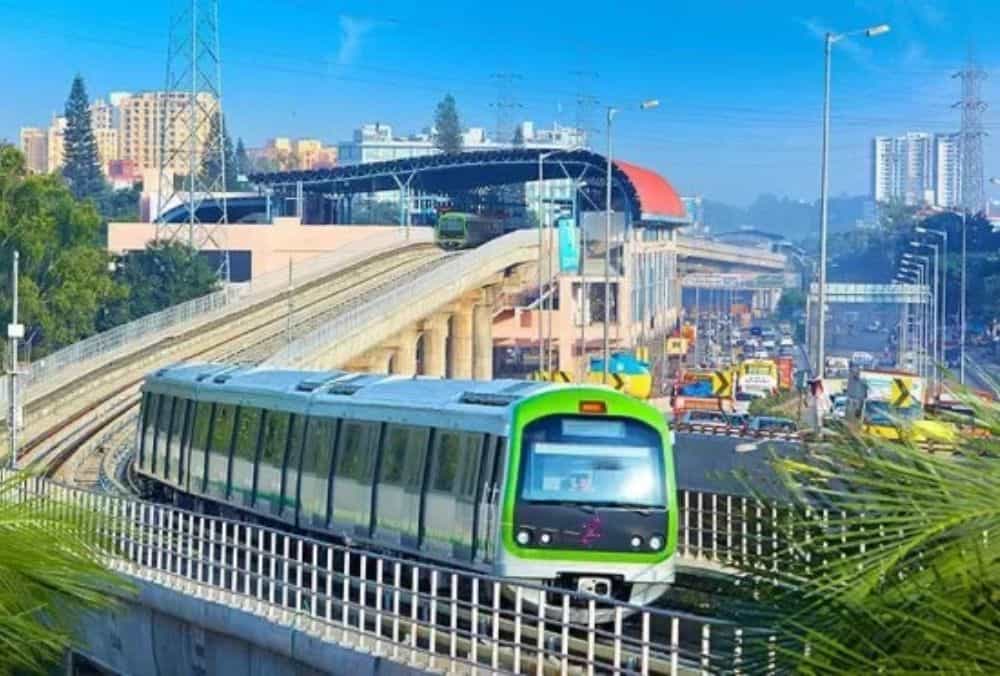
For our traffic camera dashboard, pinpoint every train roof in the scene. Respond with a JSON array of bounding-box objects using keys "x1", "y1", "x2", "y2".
[{"x1": 143, "y1": 363, "x2": 559, "y2": 435}]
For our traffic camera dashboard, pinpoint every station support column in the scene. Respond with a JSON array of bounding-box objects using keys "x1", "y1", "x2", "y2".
[
  {"x1": 422, "y1": 315, "x2": 450, "y2": 378},
  {"x1": 472, "y1": 288, "x2": 496, "y2": 381},
  {"x1": 392, "y1": 326, "x2": 420, "y2": 376},
  {"x1": 450, "y1": 303, "x2": 475, "y2": 379}
]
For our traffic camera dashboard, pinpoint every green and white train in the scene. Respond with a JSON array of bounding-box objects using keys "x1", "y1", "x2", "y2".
[{"x1": 136, "y1": 364, "x2": 678, "y2": 607}]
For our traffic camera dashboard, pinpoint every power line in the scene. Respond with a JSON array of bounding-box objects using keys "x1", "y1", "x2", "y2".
[
  {"x1": 155, "y1": 0, "x2": 231, "y2": 283},
  {"x1": 490, "y1": 72, "x2": 522, "y2": 144}
]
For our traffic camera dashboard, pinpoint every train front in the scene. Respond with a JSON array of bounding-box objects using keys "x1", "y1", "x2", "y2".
[{"x1": 500, "y1": 387, "x2": 677, "y2": 612}]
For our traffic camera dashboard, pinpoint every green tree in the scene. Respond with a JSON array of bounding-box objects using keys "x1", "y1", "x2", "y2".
[
  {"x1": 0, "y1": 474, "x2": 129, "y2": 673},
  {"x1": 732, "y1": 398, "x2": 1000, "y2": 672},
  {"x1": 433, "y1": 94, "x2": 463, "y2": 154},
  {"x1": 234, "y1": 137, "x2": 251, "y2": 185},
  {"x1": 775, "y1": 288, "x2": 805, "y2": 320},
  {"x1": 199, "y1": 111, "x2": 238, "y2": 191},
  {"x1": 61, "y1": 75, "x2": 106, "y2": 201},
  {"x1": 0, "y1": 144, "x2": 124, "y2": 358},
  {"x1": 101, "y1": 240, "x2": 220, "y2": 327}
]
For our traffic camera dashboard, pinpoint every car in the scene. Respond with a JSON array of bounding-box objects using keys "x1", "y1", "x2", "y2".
[
  {"x1": 762, "y1": 339, "x2": 777, "y2": 350},
  {"x1": 831, "y1": 395, "x2": 848, "y2": 419},
  {"x1": 680, "y1": 409, "x2": 732, "y2": 428},
  {"x1": 749, "y1": 416, "x2": 797, "y2": 434},
  {"x1": 750, "y1": 327, "x2": 763, "y2": 337},
  {"x1": 753, "y1": 350, "x2": 769, "y2": 359},
  {"x1": 779, "y1": 336, "x2": 794, "y2": 348}
]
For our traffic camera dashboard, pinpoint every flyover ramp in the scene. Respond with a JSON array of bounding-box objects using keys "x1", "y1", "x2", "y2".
[
  {"x1": 676, "y1": 235, "x2": 786, "y2": 271},
  {"x1": 266, "y1": 229, "x2": 545, "y2": 370}
]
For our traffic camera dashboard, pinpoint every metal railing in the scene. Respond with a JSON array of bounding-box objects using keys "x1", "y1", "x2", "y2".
[
  {"x1": 1, "y1": 229, "x2": 431, "y2": 421},
  {"x1": 266, "y1": 229, "x2": 541, "y2": 368},
  {"x1": 2, "y1": 471, "x2": 779, "y2": 675}
]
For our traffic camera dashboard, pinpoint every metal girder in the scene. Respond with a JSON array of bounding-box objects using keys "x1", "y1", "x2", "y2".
[{"x1": 808, "y1": 282, "x2": 930, "y2": 304}]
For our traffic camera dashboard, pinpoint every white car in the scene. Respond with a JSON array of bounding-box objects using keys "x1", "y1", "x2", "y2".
[
  {"x1": 762, "y1": 339, "x2": 776, "y2": 350},
  {"x1": 779, "y1": 336, "x2": 794, "y2": 348}
]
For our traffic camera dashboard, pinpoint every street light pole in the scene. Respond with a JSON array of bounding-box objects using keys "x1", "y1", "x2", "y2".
[
  {"x1": 815, "y1": 23, "x2": 890, "y2": 380},
  {"x1": 904, "y1": 256, "x2": 931, "y2": 383},
  {"x1": 961, "y1": 210, "x2": 967, "y2": 384},
  {"x1": 916, "y1": 225, "x2": 947, "y2": 378},
  {"x1": 602, "y1": 100, "x2": 659, "y2": 382},
  {"x1": 910, "y1": 241, "x2": 939, "y2": 390},
  {"x1": 7, "y1": 251, "x2": 21, "y2": 470}
]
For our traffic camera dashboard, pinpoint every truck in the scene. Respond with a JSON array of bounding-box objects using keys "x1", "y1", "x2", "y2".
[
  {"x1": 671, "y1": 367, "x2": 736, "y2": 417},
  {"x1": 738, "y1": 359, "x2": 778, "y2": 398},
  {"x1": 845, "y1": 368, "x2": 954, "y2": 442}
]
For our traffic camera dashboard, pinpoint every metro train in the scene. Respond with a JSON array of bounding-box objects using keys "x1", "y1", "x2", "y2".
[
  {"x1": 434, "y1": 212, "x2": 505, "y2": 249},
  {"x1": 136, "y1": 364, "x2": 677, "y2": 609}
]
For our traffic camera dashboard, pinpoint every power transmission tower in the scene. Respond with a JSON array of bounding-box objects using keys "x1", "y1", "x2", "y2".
[
  {"x1": 953, "y1": 46, "x2": 988, "y2": 214},
  {"x1": 491, "y1": 72, "x2": 522, "y2": 145},
  {"x1": 571, "y1": 70, "x2": 599, "y2": 149},
  {"x1": 156, "y1": 0, "x2": 230, "y2": 282}
]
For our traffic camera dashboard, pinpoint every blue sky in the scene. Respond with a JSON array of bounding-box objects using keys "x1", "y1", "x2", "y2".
[{"x1": 1, "y1": 0, "x2": 997, "y2": 205}]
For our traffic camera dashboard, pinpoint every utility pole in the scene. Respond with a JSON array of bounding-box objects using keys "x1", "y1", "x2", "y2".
[
  {"x1": 7, "y1": 251, "x2": 22, "y2": 469},
  {"x1": 954, "y1": 47, "x2": 988, "y2": 214}
]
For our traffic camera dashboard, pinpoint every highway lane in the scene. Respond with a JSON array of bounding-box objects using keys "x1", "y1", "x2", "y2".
[{"x1": 674, "y1": 432, "x2": 805, "y2": 499}]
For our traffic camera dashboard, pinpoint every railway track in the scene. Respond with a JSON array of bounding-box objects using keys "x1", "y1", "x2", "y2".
[{"x1": 13, "y1": 245, "x2": 446, "y2": 483}]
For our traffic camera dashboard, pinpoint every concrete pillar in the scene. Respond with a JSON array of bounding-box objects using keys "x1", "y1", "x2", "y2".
[
  {"x1": 392, "y1": 326, "x2": 420, "y2": 375},
  {"x1": 450, "y1": 304, "x2": 474, "y2": 380},
  {"x1": 422, "y1": 314, "x2": 450, "y2": 378},
  {"x1": 473, "y1": 302, "x2": 494, "y2": 381}
]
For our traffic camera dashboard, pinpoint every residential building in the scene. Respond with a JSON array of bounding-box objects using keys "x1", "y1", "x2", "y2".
[
  {"x1": 934, "y1": 133, "x2": 961, "y2": 208},
  {"x1": 117, "y1": 91, "x2": 219, "y2": 173},
  {"x1": 47, "y1": 115, "x2": 67, "y2": 173},
  {"x1": 871, "y1": 131, "x2": 960, "y2": 207},
  {"x1": 19, "y1": 127, "x2": 48, "y2": 173}
]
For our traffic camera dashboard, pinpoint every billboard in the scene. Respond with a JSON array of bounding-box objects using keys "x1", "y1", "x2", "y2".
[{"x1": 557, "y1": 216, "x2": 579, "y2": 273}]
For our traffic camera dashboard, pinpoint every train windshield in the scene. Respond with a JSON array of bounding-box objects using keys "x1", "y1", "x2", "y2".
[
  {"x1": 438, "y1": 215, "x2": 466, "y2": 237},
  {"x1": 519, "y1": 416, "x2": 665, "y2": 508}
]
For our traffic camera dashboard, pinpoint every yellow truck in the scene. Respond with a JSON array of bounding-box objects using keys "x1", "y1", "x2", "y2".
[{"x1": 846, "y1": 369, "x2": 955, "y2": 443}]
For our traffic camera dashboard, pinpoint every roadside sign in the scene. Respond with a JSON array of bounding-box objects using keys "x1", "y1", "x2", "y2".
[{"x1": 712, "y1": 370, "x2": 732, "y2": 397}]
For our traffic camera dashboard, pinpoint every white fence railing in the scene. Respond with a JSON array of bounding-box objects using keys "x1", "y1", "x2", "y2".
[
  {"x1": 265, "y1": 229, "x2": 541, "y2": 369},
  {"x1": 2, "y1": 471, "x2": 782, "y2": 675},
  {"x1": 0, "y1": 228, "x2": 432, "y2": 423}
]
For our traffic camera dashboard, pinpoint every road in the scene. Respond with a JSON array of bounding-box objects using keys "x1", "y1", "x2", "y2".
[{"x1": 674, "y1": 432, "x2": 804, "y2": 499}]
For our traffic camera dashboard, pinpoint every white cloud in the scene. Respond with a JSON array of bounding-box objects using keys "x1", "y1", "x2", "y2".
[{"x1": 336, "y1": 15, "x2": 375, "y2": 66}]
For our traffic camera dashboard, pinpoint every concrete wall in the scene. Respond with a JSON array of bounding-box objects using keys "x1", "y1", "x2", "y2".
[
  {"x1": 107, "y1": 218, "x2": 410, "y2": 279},
  {"x1": 69, "y1": 577, "x2": 422, "y2": 676}
]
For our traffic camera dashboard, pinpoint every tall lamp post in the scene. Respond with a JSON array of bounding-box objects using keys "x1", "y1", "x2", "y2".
[
  {"x1": 903, "y1": 255, "x2": 932, "y2": 383},
  {"x1": 536, "y1": 149, "x2": 564, "y2": 373},
  {"x1": 603, "y1": 99, "x2": 659, "y2": 381},
  {"x1": 816, "y1": 23, "x2": 890, "y2": 378},
  {"x1": 909, "y1": 241, "x2": 939, "y2": 388},
  {"x1": 898, "y1": 267, "x2": 924, "y2": 381},
  {"x1": 915, "y1": 225, "x2": 947, "y2": 375}
]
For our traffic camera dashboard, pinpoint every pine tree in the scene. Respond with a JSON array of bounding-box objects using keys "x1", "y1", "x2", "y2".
[
  {"x1": 433, "y1": 94, "x2": 463, "y2": 154},
  {"x1": 61, "y1": 75, "x2": 106, "y2": 200},
  {"x1": 199, "y1": 111, "x2": 238, "y2": 191}
]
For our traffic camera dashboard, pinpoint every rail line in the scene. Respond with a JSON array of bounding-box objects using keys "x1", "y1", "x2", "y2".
[{"x1": 13, "y1": 245, "x2": 445, "y2": 482}]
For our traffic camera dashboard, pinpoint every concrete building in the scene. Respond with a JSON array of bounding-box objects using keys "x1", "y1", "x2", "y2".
[
  {"x1": 46, "y1": 115, "x2": 67, "y2": 173},
  {"x1": 117, "y1": 91, "x2": 218, "y2": 173},
  {"x1": 872, "y1": 131, "x2": 960, "y2": 207},
  {"x1": 18, "y1": 127, "x2": 48, "y2": 173},
  {"x1": 934, "y1": 133, "x2": 961, "y2": 208},
  {"x1": 262, "y1": 138, "x2": 337, "y2": 170}
]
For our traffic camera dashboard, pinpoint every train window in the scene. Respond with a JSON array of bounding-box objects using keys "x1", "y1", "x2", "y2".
[
  {"x1": 256, "y1": 410, "x2": 290, "y2": 514},
  {"x1": 187, "y1": 402, "x2": 213, "y2": 493},
  {"x1": 230, "y1": 407, "x2": 262, "y2": 506},
  {"x1": 152, "y1": 395, "x2": 173, "y2": 477},
  {"x1": 280, "y1": 415, "x2": 306, "y2": 522},
  {"x1": 300, "y1": 417, "x2": 336, "y2": 526},
  {"x1": 331, "y1": 421, "x2": 378, "y2": 536},
  {"x1": 166, "y1": 397, "x2": 188, "y2": 484},
  {"x1": 424, "y1": 431, "x2": 483, "y2": 560},
  {"x1": 206, "y1": 403, "x2": 236, "y2": 500},
  {"x1": 139, "y1": 392, "x2": 157, "y2": 473},
  {"x1": 374, "y1": 425, "x2": 429, "y2": 547}
]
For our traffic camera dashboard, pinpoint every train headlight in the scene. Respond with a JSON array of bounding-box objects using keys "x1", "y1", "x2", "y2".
[
  {"x1": 516, "y1": 530, "x2": 532, "y2": 546},
  {"x1": 539, "y1": 532, "x2": 552, "y2": 545},
  {"x1": 630, "y1": 535, "x2": 643, "y2": 549},
  {"x1": 649, "y1": 535, "x2": 664, "y2": 551}
]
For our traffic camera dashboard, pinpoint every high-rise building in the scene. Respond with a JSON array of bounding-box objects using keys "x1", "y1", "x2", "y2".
[
  {"x1": 871, "y1": 132, "x2": 956, "y2": 207},
  {"x1": 47, "y1": 115, "x2": 67, "y2": 173},
  {"x1": 934, "y1": 133, "x2": 961, "y2": 208},
  {"x1": 117, "y1": 91, "x2": 218, "y2": 173},
  {"x1": 19, "y1": 127, "x2": 48, "y2": 173}
]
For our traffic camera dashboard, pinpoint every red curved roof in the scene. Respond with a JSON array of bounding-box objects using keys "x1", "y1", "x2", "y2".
[{"x1": 614, "y1": 160, "x2": 687, "y2": 222}]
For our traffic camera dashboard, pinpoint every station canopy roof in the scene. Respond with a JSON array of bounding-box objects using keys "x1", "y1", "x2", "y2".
[{"x1": 249, "y1": 148, "x2": 688, "y2": 226}]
